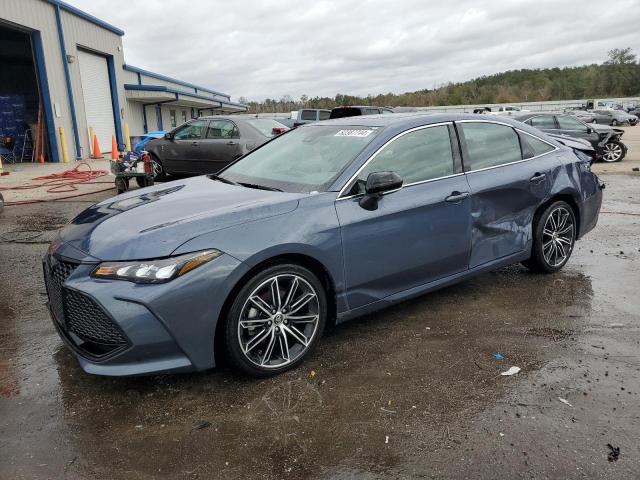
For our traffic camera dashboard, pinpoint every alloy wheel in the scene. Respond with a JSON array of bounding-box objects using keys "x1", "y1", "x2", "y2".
[
  {"x1": 542, "y1": 206, "x2": 574, "y2": 268},
  {"x1": 237, "y1": 274, "x2": 320, "y2": 369},
  {"x1": 602, "y1": 142, "x2": 623, "y2": 162},
  {"x1": 151, "y1": 159, "x2": 163, "y2": 180}
]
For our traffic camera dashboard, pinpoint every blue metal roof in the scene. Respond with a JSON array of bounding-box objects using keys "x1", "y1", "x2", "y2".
[
  {"x1": 123, "y1": 64, "x2": 231, "y2": 100},
  {"x1": 46, "y1": 0, "x2": 125, "y2": 36},
  {"x1": 124, "y1": 84, "x2": 247, "y2": 109}
]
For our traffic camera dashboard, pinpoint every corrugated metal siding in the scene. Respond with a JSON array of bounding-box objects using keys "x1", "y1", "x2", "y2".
[
  {"x1": 125, "y1": 100, "x2": 145, "y2": 136},
  {"x1": 60, "y1": 9, "x2": 125, "y2": 157},
  {"x1": 121, "y1": 69, "x2": 138, "y2": 84}
]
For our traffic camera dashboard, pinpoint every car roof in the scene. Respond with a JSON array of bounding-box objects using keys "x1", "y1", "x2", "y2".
[
  {"x1": 308, "y1": 112, "x2": 526, "y2": 128},
  {"x1": 510, "y1": 111, "x2": 564, "y2": 121}
]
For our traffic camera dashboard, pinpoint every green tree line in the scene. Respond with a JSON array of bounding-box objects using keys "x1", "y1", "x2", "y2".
[{"x1": 239, "y1": 48, "x2": 640, "y2": 113}]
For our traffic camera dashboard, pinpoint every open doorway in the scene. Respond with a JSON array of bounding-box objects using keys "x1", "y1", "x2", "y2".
[{"x1": 0, "y1": 23, "x2": 49, "y2": 163}]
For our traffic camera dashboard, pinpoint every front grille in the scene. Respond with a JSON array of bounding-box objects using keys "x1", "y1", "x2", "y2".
[
  {"x1": 65, "y1": 289, "x2": 128, "y2": 346},
  {"x1": 44, "y1": 258, "x2": 77, "y2": 329},
  {"x1": 44, "y1": 255, "x2": 130, "y2": 359}
]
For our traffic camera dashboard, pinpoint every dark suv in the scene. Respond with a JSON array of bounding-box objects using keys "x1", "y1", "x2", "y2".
[
  {"x1": 329, "y1": 106, "x2": 394, "y2": 119},
  {"x1": 512, "y1": 112, "x2": 627, "y2": 163}
]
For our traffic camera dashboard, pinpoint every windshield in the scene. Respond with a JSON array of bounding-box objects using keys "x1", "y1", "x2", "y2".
[
  {"x1": 246, "y1": 119, "x2": 288, "y2": 137},
  {"x1": 220, "y1": 125, "x2": 381, "y2": 193}
]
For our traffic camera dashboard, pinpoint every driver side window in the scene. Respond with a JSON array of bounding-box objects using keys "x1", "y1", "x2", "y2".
[
  {"x1": 349, "y1": 125, "x2": 454, "y2": 195},
  {"x1": 174, "y1": 120, "x2": 207, "y2": 140}
]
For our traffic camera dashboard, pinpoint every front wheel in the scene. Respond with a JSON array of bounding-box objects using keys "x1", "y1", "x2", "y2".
[
  {"x1": 592, "y1": 119, "x2": 598, "y2": 124},
  {"x1": 601, "y1": 141, "x2": 625, "y2": 162},
  {"x1": 225, "y1": 264, "x2": 327, "y2": 377},
  {"x1": 523, "y1": 201, "x2": 576, "y2": 273},
  {"x1": 611, "y1": 119, "x2": 619, "y2": 126}
]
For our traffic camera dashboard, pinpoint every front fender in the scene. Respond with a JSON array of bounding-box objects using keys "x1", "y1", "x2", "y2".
[{"x1": 173, "y1": 193, "x2": 347, "y2": 311}]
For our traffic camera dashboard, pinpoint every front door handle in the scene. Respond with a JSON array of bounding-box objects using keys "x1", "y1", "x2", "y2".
[
  {"x1": 191, "y1": 141, "x2": 200, "y2": 147},
  {"x1": 226, "y1": 141, "x2": 238, "y2": 146},
  {"x1": 445, "y1": 191, "x2": 470, "y2": 203},
  {"x1": 530, "y1": 172, "x2": 546, "y2": 183}
]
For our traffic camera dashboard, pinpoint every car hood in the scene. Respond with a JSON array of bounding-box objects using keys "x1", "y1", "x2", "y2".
[
  {"x1": 590, "y1": 124, "x2": 624, "y2": 136},
  {"x1": 59, "y1": 176, "x2": 304, "y2": 261}
]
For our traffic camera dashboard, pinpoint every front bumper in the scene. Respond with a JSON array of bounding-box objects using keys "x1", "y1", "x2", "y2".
[{"x1": 43, "y1": 246, "x2": 248, "y2": 376}]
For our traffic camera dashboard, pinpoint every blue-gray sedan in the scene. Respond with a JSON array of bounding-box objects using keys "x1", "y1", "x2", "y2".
[{"x1": 44, "y1": 114, "x2": 603, "y2": 377}]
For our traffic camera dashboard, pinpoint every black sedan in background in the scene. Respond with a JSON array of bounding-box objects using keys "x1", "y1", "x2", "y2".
[
  {"x1": 512, "y1": 112, "x2": 627, "y2": 162},
  {"x1": 146, "y1": 117, "x2": 288, "y2": 179}
]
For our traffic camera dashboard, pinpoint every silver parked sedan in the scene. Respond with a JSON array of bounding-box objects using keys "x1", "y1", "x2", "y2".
[{"x1": 145, "y1": 116, "x2": 289, "y2": 180}]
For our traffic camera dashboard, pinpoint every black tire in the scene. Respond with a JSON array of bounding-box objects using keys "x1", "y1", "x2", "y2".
[
  {"x1": 150, "y1": 153, "x2": 166, "y2": 182},
  {"x1": 225, "y1": 263, "x2": 327, "y2": 377},
  {"x1": 135, "y1": 175, "x2": 155, "y2": 189},
  {"x1": 601, "y1": 141, "x2": 625, "y2": 162},
  {"x1": 0, "y1": 192, "x2": 4, "y2": 214},
  {"x1": 115, "y1": 177, "x2": 129, "y2": 194},
  {"x1": 612, "y1": 119, "x2": 619, "y2": 126},
  {"x1": 523, "y1": 201, "x2": 576, "y2": 274},
  {"x1": 591, "y1": 119, "x2": 597, "y2": 124}
]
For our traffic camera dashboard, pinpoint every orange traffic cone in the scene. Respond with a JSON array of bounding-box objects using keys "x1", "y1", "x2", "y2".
[
  {"x1": 111, "y1": 135, "x2": 119, "y2": 160},
  {"x1": 91, "y1": 134, "x2": 103, "y2": 159}
]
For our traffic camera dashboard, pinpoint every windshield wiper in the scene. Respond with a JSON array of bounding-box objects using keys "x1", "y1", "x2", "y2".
[
  {"x1": 238, "y1": 182, "x2": 283, "y2": 192},
  {"x1": 208, "y1": 174, "x2": 240, "y2": 186}
]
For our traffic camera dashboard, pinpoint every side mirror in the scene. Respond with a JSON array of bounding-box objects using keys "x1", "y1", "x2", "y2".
[
  {"x1": 359, "y1": 171, "x2": 403, "y2": 211},
  {"x1": 164, "y1": 132, "x2": 173, "y2": 140}
]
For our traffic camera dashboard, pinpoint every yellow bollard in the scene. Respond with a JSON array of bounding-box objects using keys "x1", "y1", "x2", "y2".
[
  {"x1": 88, "y1": 126, "x2": 95, "y2": 157},
  {"x1": 58, "y1": 126, "x2": 69, "y2": 163},
  {"x1": 123, "y1": 122, "x2": 131, "y2": 152}
]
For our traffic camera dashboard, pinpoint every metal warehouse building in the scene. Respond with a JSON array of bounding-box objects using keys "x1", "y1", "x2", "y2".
[{"x1": 0, "y1": 0, "x2": 246, "y2": 163}]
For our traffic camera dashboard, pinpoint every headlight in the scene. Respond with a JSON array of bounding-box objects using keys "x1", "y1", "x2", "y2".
[{"x1": 91, "y1": 249, "x2": 222, "y2": 283}]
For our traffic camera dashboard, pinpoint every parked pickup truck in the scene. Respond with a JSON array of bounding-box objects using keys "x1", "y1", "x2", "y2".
[{"x1": 283, "y1": 109, "x2": 331, "y2": 127}]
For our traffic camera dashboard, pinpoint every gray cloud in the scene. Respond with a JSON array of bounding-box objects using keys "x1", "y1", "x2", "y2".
[{"x1": 72, "y1": 0, "x2": 640, "y2": 101}]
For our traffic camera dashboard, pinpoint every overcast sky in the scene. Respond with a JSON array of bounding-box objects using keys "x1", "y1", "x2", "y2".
[{"x1": 72, "y1": 0, "x2": 640, "y2": 102}]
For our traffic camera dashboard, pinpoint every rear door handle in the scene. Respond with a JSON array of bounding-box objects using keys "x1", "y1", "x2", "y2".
[
  {"x1": 445, "y1": 191, "x2": 470, "y2": 203},
  {"x1": 191, "y1": 141, "x2": 200, "y2": 147},
  {"x1": 226, "y1": 141, "x2": 238, "y2": 146},
  {"x1": 530, "y1": 172, "x2": 546, "y2": 183}
]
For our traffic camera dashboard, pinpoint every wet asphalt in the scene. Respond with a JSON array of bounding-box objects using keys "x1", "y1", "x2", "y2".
[{"x1": 0, "y1": 173, "x2": 639, "y2": 479}]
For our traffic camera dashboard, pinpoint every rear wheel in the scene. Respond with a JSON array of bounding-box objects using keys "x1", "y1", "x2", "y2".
[
  {"x1": 602, "y1": 141, "x2": 624, "y2": 162},
  {"x1": 523, "y1": 201, "x2": 576, "y2": 273},
  {"x1": 612, "y1": 119, "x2": 619, "y2": 126},
  {"x1": 150, "y1": 154, "x2": 166, "y2": 182},
  {"x1": 225, "y1": 264, "x2": 326, "y2": 377},
  {"x1": 592, "y1": 119, "x2": 598, "y2": 124},
  {"x1": 135, "y1": 175, "x2": 155, "y2": 189}
]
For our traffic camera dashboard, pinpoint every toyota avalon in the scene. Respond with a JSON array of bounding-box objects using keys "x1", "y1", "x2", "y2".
[{"x1": 44, "y1": 114, "x2": 603, "y2": 377}]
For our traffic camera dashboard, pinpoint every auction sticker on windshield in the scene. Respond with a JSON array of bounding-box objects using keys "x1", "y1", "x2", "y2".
[{"x1": 334, "y1": 129, "x2": 374, "y2": 137}]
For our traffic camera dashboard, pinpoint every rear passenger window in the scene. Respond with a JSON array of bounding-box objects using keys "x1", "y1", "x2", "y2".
[
  {"x1": 350, "y1": 126, "x2": 454, "y2": 195},
  {"x1": 461, "y1": 123, "x2": 522, "y2": 170},
  {"x1": 364, "y1": 108, "x2": 380, "y2": 115},
  {"x1": 318, "y1": 111, "x2": 330, "y2": 120},
  {"x1": 518, "y1": 132, "x2": 555, "y2": 158},
  {"x1": 527, "y1": 116, "x2": 556, "y2": 129},
  {"x1": 300, "y1": 110, "x2": 316, "y2": 121}
]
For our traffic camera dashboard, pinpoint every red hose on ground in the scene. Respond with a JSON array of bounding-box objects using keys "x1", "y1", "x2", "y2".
[{"x1": 1, "y1": 162, "x2": 114, "y2": 206}]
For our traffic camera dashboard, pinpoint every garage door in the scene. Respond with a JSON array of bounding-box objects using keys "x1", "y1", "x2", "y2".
[{"x1": 77, "y1": 49, "x2": 115, "y2": 156}]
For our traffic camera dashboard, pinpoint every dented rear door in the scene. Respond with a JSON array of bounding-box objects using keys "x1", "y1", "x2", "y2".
[{"x1": 457, "y1": 121, "x2": 560, "y2": 268}]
